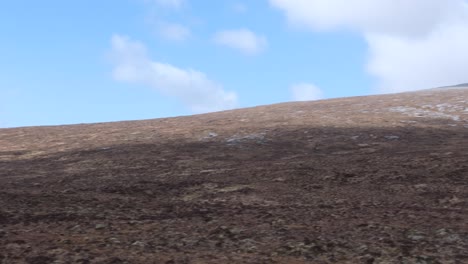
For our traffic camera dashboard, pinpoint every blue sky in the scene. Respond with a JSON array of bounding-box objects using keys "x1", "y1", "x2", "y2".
[{"x1": 1, "y1": 0, "x2": 467, "y2": 128}]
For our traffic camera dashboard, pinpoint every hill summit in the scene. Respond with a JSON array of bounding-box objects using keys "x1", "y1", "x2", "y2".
[{"x1": 0, "y1": 88, "x2": 467, "y2": 263}]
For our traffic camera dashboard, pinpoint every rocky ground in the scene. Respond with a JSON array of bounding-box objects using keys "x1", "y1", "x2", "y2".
[{"x1": 0, "y1": 88, "x2": 467, "y2": 263}]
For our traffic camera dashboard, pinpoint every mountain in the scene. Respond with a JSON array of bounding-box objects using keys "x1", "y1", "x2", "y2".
[
  {"x1": 0, "y1": 88, "x2": 467, "y2": 263},
  {"x1": 435, "y1": 83, "x2": 468, "y2": 90}
]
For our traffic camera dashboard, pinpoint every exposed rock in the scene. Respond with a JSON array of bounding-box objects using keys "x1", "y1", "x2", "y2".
[
  {"x1": 95, "y1": 223, "x2": 108, "y2": 230},
  {"x1": 131, "y1": 241, "x2": 146, "y2": 248}
]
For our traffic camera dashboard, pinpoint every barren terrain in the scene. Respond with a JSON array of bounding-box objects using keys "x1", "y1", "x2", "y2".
[{"x1": 1, "y1": 87, "x2": 467, "y2": 263}]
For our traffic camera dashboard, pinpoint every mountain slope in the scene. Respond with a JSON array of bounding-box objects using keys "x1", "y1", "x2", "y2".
[{"x1": 0, "y1": 88, "x2": 467, "y2": 263}]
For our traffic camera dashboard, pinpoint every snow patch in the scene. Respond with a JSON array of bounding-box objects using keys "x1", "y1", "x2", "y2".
[
  {"x1": 226, "y1": 133, "x2": 266, "y2": 144},
  {"x1": 388, "y1": 106, "x2": 461, "y2": 121},
  {"x1": 208, "y1": 132, "x2": 218, "y2": 138},
  {"x1": 200, "y1": 132, "x2": 218, "y2": 141}
]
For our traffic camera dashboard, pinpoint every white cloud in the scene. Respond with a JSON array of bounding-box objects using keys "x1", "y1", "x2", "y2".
[
  {"x1": 157, "y1": 22, "x2": 191, "y2": 41},
  {"x1": 232, "y1": 2, "x2": 248, "y2": 13},
  {"x1": 290, "y1": 83, "x2": 323, "y2": 101},
  {"x1": 269, "y1": 0, "x2": 466, "y2": 37},
  {"x1": 148, "y1": 0, "x2": 184, "y2": 9},
  {"x1": 213, "y1": 29, "x2": 268, "y2": 55},
  {"x1": 270, "y1": 0, "x2": 468, "y2": 92},
  {"x1": 110, "y1": 34, "x2": 238, "y2": 113},
  {"x1": 367, "y1": 25, "x2": 468, "y2": 93}
]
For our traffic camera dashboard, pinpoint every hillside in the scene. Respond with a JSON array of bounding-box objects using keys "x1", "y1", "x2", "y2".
[{"x1": 0, "y1": 88, "x2": 467, "y2": 263}]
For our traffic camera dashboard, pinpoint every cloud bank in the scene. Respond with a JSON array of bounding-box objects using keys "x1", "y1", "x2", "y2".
[
  {"x1": 213, "y1": 29, "x2": 268, "y2": 55},
  {"x1": 270, "y1": 0, "x2": 468, "y2": 92},
  {"x1": 290, "y1": 83, "x2": 323, "y2": 101},
  {"x1": 110, "y1": 34, "x2": 238, "y2": 113}
]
